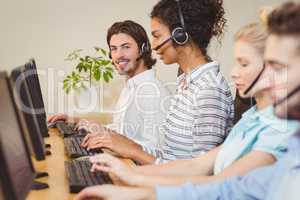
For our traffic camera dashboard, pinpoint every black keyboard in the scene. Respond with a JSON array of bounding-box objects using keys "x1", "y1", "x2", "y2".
[
  {"x1": 65, "y1": 160, "x2": 113, "y2": 193},
  {"x1": 56, "y1": 122, "x2": 87, "y2": 137},
  {"x1": 64, "y1": 136, "x2": 103, "y2": 158}
]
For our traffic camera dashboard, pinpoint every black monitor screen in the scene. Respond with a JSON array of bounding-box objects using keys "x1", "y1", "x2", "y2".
[
  {"x1": 0, "y1": 179, "x2": 4, "y2": 200},
  {"x1": 24, "y1": 59, "x2": 48, "y2": 137},
  {"x1": 10, "y1": 66, "x2": 45, "y2": 161},
  {"x1": 0, "y1": 72, "x2": 35, "y2": 200}
]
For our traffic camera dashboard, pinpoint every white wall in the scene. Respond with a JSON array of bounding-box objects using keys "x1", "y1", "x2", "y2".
[{"x1": 0, "y1": 0, "x2": 288, "y2": 116}]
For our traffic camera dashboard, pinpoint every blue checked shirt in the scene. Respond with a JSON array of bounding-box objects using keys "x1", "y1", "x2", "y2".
[{"x1": 156, "y1": 130, "x2": 300, "y2": 200}]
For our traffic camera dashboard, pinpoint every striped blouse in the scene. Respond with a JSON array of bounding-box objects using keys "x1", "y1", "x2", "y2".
[{"x1": 142, "y1": 61, "x2": 234, "y2": 163}]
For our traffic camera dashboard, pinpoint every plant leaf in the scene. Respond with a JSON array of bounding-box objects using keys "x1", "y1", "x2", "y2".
[
  {"x1": 100, "y1": 48, "x2": 107, "y2": 56},
  {"x1": 103, "y1": 73, "x2": 109, "y2": 82},
  {"x1": 106, "y1": 67, "x2": 114, "y2": 72},
  {"x1": 102, "y1": 60, "x2": 111, "y2": 66},
  {"x1": 94, "y1": 46, "x2": 100, "y2": 51},
  {"x1": 107, "y1": 71, "x2": 113, "y2": 79},
  {"x1": 93, "y1": 68, "x2": 101, "y2": 81}
]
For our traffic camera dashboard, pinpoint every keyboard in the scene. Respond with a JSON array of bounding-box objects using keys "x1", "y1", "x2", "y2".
[
  {"x1": 56, "y1": 122, "x2": 87, "y2": 137},
  {"x1": 64, "y1": 136, "x2": 103, "y2": 158},
  {"x1": 65, "y1": 160, "x2": 113, "y2": 193}
]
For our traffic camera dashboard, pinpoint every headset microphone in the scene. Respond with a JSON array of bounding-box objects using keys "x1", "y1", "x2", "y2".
[
  {"x1": 274, "y1": 84, "x2": 300, "y2": 107},
  {"x1": 153, "y1": 37, "x2": 173, "y2": 51},
  {"x1": 243, "y1": 64, "x2": 266, "y2": 95}
]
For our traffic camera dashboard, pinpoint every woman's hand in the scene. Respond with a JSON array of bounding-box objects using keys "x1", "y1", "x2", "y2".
[
  {"x1": 86, "y1": 131, "x2": 143, "y2": 159},
  {"x1": 90, "y1": 153, "x2": 143, "y2": 186},
  {"x1": 75, "y1": 185, "x2": 156, "y2": 200},
  {"x1": 48, "y1": 114, "x2": 79, "y2": 123}
]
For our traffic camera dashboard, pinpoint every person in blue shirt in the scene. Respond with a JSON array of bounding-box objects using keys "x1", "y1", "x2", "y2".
[{"x1": 74, "y1": 2, "x2": 300, "y2": 200}]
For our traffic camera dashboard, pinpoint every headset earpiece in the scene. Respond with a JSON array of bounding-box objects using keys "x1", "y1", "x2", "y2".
[
  {"x1": 152, "y1": 0, "x2": 189, "y2": 51},
  {"x1": 140, "y1": 42, "x2": 151, "y2": 55},
  {"x1": 172, "y1": 27, "x2": 189, "y2": 45},
  {"x1": 171, "y1": 0, "x2": 189, "y2": 45},
  {"x1": 136, "y1": 42, "x2": 150, "y2": 61}
]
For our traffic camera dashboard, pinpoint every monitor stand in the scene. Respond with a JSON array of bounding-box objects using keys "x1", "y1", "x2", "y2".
[
  {"x1": 36, "y1": 171, "x2": 48, "y2": 178},
  {"x1": 31, "y1": 181, "x2": 49, "y2": 190},
  {"x1": 31, "y1": 171, "x2": 49, "y2": 190}
]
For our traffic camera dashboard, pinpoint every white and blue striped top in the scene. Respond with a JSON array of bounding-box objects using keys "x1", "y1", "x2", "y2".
[{"x1": 142, "y1": 61, "x2": 234, "y2": 163}]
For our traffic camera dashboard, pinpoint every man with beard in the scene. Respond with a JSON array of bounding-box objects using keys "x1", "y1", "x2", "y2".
[{"x1": 49, "y1": 20, "x2": 170, "y2": 164}]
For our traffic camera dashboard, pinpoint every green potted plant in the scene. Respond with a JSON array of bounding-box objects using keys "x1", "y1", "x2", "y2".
[{"x1": 63, "y1": 47, "x2": 114, "y2": 94}]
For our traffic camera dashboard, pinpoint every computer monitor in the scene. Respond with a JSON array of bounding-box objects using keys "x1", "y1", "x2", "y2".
[
  {"x1": 10, "y1": 66, "x2": 46, "y2": 161},
  {"x1": 0, "y1": 71, "x2": 35, "y2": 200},
  {"x1": 24, "y1": 59, "x2": 49, "y2": 137},
  {"x1": 0, "y1": 179, "x2": 4, "y2": 200}
]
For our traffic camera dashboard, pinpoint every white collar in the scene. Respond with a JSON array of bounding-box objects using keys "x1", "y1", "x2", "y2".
[
  {"x1": 177, "y1": 61, "x2": 219, "y2": 86},
  {"x1": 127, "y1": 69, "x2": 155, "y2": 88}
]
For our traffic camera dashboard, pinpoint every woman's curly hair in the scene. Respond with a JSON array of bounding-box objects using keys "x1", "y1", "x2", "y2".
[{"x1": 151, "y1": 0, "x2": 226, "y2": 58}]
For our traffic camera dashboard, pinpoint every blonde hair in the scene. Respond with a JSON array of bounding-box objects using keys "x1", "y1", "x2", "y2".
[
  {"x1": 234, "y1": 6, "x2": 273, "y2": 55},
  {"x1": 234, "y1": 23, "x2": 269, "y2": 55},
  {"x1": 259, "y1": 6, "x2": 274, "y2": 25}
]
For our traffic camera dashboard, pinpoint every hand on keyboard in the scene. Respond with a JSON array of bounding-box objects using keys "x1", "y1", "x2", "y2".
[
  {"x1": 75, "y1": 185, "x2": 155, "y2": 200},
  {"x1": 84, "y1": 132, "x2": 143, "y2": 159},
  {"x1": 76, "y1": 120, "x2": 106, "y2": 135},
  {"x1": 75, "y1": 119, "x2": 90, "y2": 131},
  {"x1": 89, "y1": 153, "x2": 139, "y2": 186},
  {"x1": 81, "y1": 132, "x2": 99, "y2": 148},
  {"x1": 48, "y1": 114, "x2": 80, "y2": 124}
]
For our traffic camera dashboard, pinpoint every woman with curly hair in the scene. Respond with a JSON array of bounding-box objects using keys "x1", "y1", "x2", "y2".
[{"x1": 82, "y1": 0, "x2": 234, "y2": 164}]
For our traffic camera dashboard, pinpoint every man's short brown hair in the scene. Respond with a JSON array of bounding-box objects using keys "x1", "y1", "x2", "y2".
[
  {"x1": 268, "y1": 2, "x2": 300, "y2": 35},
  {"x1": 107, "y1": 20, "x2": 156, "y2": 69},
  {"x1": 268, "y1": 1, "x2": 300, "y2": 54}
]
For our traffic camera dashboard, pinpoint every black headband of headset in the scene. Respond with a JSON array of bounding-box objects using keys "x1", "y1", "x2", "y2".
[
  {"x1": 176, "y1": 0, "x2": 186, "y2": 31},
  {"x1": 243, "y1": 63, "x2": 266, "y2": 95}
]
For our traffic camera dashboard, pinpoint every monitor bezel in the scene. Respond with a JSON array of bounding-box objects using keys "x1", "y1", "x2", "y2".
[
  {"x1": 10, "y1": 66, "x2": 46, "y2": 161},
  {"x1": 0, "y1": 71, "x2": 36, "y2": 200},
  {"x1": 24, "y1": 59, "x2": 49, "y2": 137}
]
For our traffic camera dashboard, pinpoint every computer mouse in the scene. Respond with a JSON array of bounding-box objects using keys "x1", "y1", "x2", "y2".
[{"x1": 47, "y1": 120, "x2": 65, "y2": 129}]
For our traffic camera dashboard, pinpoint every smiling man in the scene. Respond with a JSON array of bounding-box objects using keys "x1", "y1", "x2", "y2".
[
  {"x1": 80, "y1": 20, "x2": 171, "y2": 164},
  {"x1": 49, "y1": 20, "x2": 171, "y2": 163},
  {"x1": 105, "y1": 20, "x2": 170, "y2": 137}
]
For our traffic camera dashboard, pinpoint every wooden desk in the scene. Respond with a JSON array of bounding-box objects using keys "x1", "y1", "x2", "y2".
[{"x1": 27, "y1": 129, "x2": 132, "y2": 200}]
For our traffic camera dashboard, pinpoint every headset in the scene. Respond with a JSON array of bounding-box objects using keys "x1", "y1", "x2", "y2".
[
  {"x1": 243, "y1": 64, "x2": 266, "y2": 95},
  {"x1": 153, "y1": 0, "x2": 189, "y2": 51},
  {"x1": 273, "y1": 83, "x2": 300, "y2": 120},
  {"x1": 109, "y1": 41, "x2": 151, "y2": 61},
  {"x1": 274, "y1": 84, "x2": 300, "y2": 107}
]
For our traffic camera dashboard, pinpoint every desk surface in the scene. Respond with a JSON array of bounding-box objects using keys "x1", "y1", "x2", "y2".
[{"x1": 27, "y1": 129, "x2": 131, "y2": 200}]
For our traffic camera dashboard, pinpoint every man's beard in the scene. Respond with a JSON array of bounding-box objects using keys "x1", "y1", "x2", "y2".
[{"x1": 117, "y1": 59, "x2": 140, "y2": 76}]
